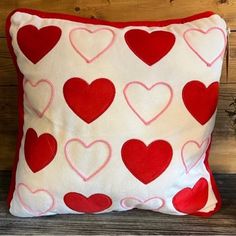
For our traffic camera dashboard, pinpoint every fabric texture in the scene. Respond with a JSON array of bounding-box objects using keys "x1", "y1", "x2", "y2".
[{"x1": 6, "y1": 9, "x2": 227, "y2": 217}]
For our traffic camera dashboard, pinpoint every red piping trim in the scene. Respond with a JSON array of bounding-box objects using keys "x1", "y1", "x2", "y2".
[
  {"x1": 7, "y1": 8, "x2": 215, "y2": 28},
  {"x1": 5, "y1": 9, "x2": 221, "y2": 217},
  {"x1": 6, "y1": 10, "x2": 25, "y2": 208}
]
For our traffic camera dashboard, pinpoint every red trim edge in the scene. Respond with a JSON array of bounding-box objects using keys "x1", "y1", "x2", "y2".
[
  {"x1": 5, "y1": 8, "x2": 221, "y2": 217},
  {"x1": 7, "y1": 8, "x2": 215, "y2": 28},
  {"x1": 5, "y1": 10, "x2": 25, "y2": 208}
]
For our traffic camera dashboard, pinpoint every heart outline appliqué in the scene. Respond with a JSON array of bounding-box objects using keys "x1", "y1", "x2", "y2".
[
  {"x1": 123, "y1": 81, "x2": 173, "y2": 125},
  {"x1": 183, "y1": 27, "x2": 226, "y2": 67},
  {"x1": 24, "y1": 79, "x2": 54, "y2": 118},
  {"x1": 16, "y1": 183, "x2": 55, "y2": 216},
  {"x1": 69, "y1": 27, "x2": 115, "y2": 63},
  {"x1": 64, "y1": 138, "x2": 112, "y2": 181},
  {"x1": 181, "y1": 137, "x2": 210, "y2": 174},
  {"x1": 120, "y1": 196, "x2": 165, "y2": 211}
]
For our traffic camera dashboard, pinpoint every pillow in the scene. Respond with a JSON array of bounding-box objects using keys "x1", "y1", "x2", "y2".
[{"x1": 6, "y1": 8, "x2": 227, "y2": 217}]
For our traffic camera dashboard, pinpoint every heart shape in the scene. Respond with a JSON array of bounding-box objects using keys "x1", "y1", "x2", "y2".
[
  {"x1": 17, "y1": 25, "x2": 61, "y2": 64},
  {"x1": 16, "y1": 183, "x2": 55, "y2": 216},
  {"x1": 24, "y1": 128, "x2": 57, "y2": 173},
  {"x1": 64, "y1": 192, "x2": 112, "y2": 213},
  {"x1": 125, "y1": 29, "x2": 175, "y2": 66},
  {"x1": 69, "y1": 27, "x2": 115, "y2": 63},
  {"x1": 121, "y1": 196, "x2": 164, "y2": 211},
  {"x1": 64, "y1": 138, "x2": 111, "y2": 181},
  {"x1": 63, "y1": 78, "x2": 115, "y2": 123},
  {"x1": 24, "y1": 79, "x2": 53, "y2": 118},
  {"x1": 181, "y1": 138, "x2": 210, "y2": 173},
  {"x1": 172, "y1": 178, "x2": 208, "y2": 214},
  {"x1": 121, "y1": 139, "x2": 173, "y2": 184},
  {"x1": 123, "y1": 81, "x2": 173, "y2": 125},
  {"x1": 183, "y1": 27, "x2": 226, "y2": 66},
  {"x1": 182, "y1": 81, "x2": 219, "y2": 125}
]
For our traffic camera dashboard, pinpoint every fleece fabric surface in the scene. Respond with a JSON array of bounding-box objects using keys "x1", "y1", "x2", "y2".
[{"x1": 6, "y1": 9, "x2": 227, "y2": 217}]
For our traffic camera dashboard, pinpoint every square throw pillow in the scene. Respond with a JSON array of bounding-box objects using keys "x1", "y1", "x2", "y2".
[{"x1": 6, "y1": 8, "x2": 227, "y2": 217}]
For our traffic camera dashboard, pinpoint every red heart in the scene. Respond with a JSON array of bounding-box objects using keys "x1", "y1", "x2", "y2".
[
  {"x1": 121, "y1": 139, "x2": 173, "y2": 184},
  {"x1": 64, "y1": 192, "x2": 112, "y2": 213},
  {"x1": 24, "y1": 128, "x2": 57, "y2": 173},
  {"x1": 172, "y1": 178, "x2": 209, "y2": 214},
  {"x1": 17, "y1": 25, "x2": 61, "y2": 64},
  {"x1": 63, "y1": 78, "x2": 115, "y2": 123},
  {"x1": 125, "y1": 29, "x2": 175, "y2": 66},
  {"x1": 182, "y1": 81, "x2": 219, "y2": 125}
]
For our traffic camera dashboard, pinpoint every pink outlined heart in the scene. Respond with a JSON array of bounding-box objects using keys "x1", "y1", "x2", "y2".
[
  {"x1": 69, "y1": 27, "x2": 115, "y2": 63},
  {"x1": 183, "y1": 27, "x2": 227, "y2": 67},
  {"x1": 24, "y1": 79, "x2": 54, "y2": 118},
  {"x1": 181, "y1": 137, "x2": 210, "y2": 174},
  {"x1": 64, "y1": 138, "x2": 112, "y2": 181},
  {"x1": 16, "y1": 183, "x2": 55, "y2": 216},
  {"x1": 123, "y1": 81, "x2": 173, "y2": 125},
  {"x1": 120, "y1": 196, "x2": 165, "y2": 211}
]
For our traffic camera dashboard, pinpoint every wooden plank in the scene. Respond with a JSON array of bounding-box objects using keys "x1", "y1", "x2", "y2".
[
  {"x1": 1, "y1": 133, "x2": 235, "y2": 172},
  {"x1": 0, "y1": 0, "x2": 236, "y2": 38},
  {"x1": 221, "y1": 50, "x2": 227, "y2": 83},
  {"x1": 0, "y1": 86, "x2": 18, "y2": 133},
  {"x1": 0, "y1": 34, "x2": 230, "y2": 86},
  {"x1": 0, "y1": 39, "x2": 17, "y2": 86},
  {"x1": 210, "y1": 135, "x2": 236, "y2": 173},
  {"x1": 0, "y1": 81, "x2": 234, "y2": 133},
  {"x1": 1, "y1": 144, "x2": 236, "y2": 172},
  {"x1": 214, "y1": 83, "x2": 236, "y2": 134},
  {"x1": 1, "y1": 171, "x2": 236, "y2": 235},
  {"x1": 228, "y1": 32, "x2": 236, "y2": 82},
  {"x1": 0, "y1": 84, "x2": 236, "y2": 172},
  {"x1": 0, "y1": 133, "x2": 226, "y2": 173},
  {"x1": 0, "y1": 0, "x2": 235, "y2": 173},
  {"x1": 0, "y1": 132, "x2": 17, "y2": 170}
]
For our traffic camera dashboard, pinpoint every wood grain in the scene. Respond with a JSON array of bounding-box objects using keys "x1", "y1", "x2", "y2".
[
  {"x1": 0, "y1": 39, "x2": 17, "y2": 86},
  {"x1": 0, "y1": 133, "x2": 17, "y2": 170},
  {"x1": 0, "y1": 34, "x2": 231, "y2": 87},
  {"x1": 0, "y1": 83, "x2": 235, "y2": 134},
  {"x1": 0, "y1": 0, "x2": 236, "y2": 38},
  {"x1": 0, "y1": 1, "x2": 236, "y2": 234},
  {"x1": 1, "y1": 135, "x2": 236, "y2": 172},
  {"x1": 210, "y1": 135, "x2": 236, "y2": 172},
  {"x1": 1, "y1": 171, "x2": 235, "y2": 235},
  {"x1": 0, "y1": 0, "x2": 236, "y2": 173},
  {"x1": 229, "y1": 32, "x2": 236, "y2": 82},
  {"x1": 215, "y1": 83, "x2": 236, "y2": 134},
  {"x1": 1, "y1": 82, "x2": 235, "y2": 172}
]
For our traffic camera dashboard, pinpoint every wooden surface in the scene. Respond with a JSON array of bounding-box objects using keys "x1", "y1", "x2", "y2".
[
  {"x1": 0, "y1": 171, "x2": 235, "y2": 235},
  {"x1": 0, "y1": 0, "x2": 236, "y2": 172}
]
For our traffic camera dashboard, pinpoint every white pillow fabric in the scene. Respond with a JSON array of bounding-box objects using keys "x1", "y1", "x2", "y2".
[{"x1": 6, "y1": 9, "x2": 227, "y2": 217}]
